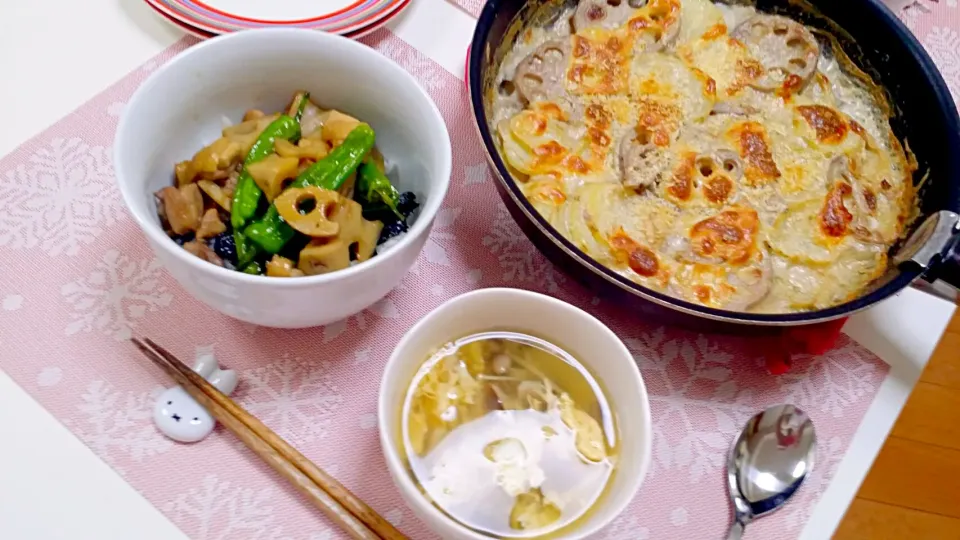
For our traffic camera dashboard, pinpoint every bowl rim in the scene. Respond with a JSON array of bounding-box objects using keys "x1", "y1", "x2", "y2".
[
  {"x1": 114, "y1": 27, "x2": 452, "y2": 287},
  {"x1": 377, "y1": 287, "x2": 653, "y2": 540},
  {"x1": 464, "y1": 0, "x2": 960, "y2": 326}
]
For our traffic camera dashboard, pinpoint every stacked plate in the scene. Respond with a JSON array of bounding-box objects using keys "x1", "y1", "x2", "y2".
[{"x1": 145, "y1": 0, "x2": 409, "y2": 39}]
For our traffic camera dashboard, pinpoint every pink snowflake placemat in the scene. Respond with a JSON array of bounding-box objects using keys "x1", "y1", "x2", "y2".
[{"x1": 0, "y1": 28, "x2": 895, "y2": 540}]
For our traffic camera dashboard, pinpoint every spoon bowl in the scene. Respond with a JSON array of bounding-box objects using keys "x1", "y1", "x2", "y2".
[{"x1": 726, "y1": 404, "x2": 816, "y2": 539}]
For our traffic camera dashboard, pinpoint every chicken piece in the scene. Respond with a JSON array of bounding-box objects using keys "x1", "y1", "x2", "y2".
[
  {"x1": 512, "y1": 40, "x2": 571, "y2": 105},
  {"x1": 183, "y1": 240, "x2": 223, "y2": 266},
  {"x1": 157, "y1": 184, "x2": 204, "y2": 234},
  {"x1": 266, "y1": 255, "x2": 305, "y2": 277},
  {"x1": 196, "y1": 208, "x2": 226, "y2": 240}
]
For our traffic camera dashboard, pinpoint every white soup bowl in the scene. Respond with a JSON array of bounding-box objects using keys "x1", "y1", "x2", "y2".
[{"x1": 378, "y1": 288, "x2": 652, "y2": 540}]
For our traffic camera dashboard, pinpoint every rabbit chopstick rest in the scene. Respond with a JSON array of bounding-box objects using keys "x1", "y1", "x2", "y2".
[{"x1": 153, "y1": 348, "x2": 238, "y2": 443}]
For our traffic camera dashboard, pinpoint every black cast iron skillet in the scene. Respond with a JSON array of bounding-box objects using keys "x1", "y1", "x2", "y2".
[{"x1": 468, "y1": 0, "x2": 960, "y2": 331}]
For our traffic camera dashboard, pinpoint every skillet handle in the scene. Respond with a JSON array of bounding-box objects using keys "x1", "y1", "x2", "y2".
[
  {"x1": 898, "y1": 210, "x2": 960, "y2": 303},
  {"x1": 919, "y1": 237, "x2": 960, "y2": 302}
]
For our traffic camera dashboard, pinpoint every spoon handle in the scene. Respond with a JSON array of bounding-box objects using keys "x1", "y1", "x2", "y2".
[{"x1": 725, "y1": 520, "x2": 745, "y2": 540}]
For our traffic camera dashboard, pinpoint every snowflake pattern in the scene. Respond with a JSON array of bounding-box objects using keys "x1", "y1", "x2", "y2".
[
  {"x1": 374, "y1": 38, "x2": 446, "y2": 92},
  {"x1": 163, "y1": 475, "x2": 291, "y2": 540},
  {"x1": 0, "y1": 138, "x2": 123, "y2": 256},
  {"x1": 2, "y1": 294, "x2": 23, "y2": 311},
  {"x1": 776, "y1": 341, "x2": 885, "y2": 417},
  {"x1": 423, "y1": 207, "x2": 461, "y2": 266},
  {"x1": 239, "y1": 354, "x2": 343, "y2": 446},
  {"x1": 321, "y1": 296, "x2": 401, "y2": 343},
  {"x1": 463, "y1": 163, "x2": 490, "y2": 186},
  {"x1": 61, "y1": 250, "x2": 173, "y2": 340},
  {"x1": 600, "y1": 515, "x2": 651, "y2": 540},
  {"x1": 924, "y1": 27, "x2": 960, "y2": 102},
  {"x1": 67, "y1": 380, "x2": 172, "y2": 472},
  {"x1": 482, "y1": 201, "x2": 565, "y2": 292},
  {"x1": 627, "y1": 329, "x2": 755, "y2": 482}
]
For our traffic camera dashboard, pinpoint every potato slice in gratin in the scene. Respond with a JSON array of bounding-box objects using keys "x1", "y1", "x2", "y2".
[{"x1": 492, "y1": 0, "x2": 915, "y2": 314}]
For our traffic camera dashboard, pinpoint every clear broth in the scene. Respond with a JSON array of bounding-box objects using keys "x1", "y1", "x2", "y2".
[{"x1": 401, "y1": 331, "x2": 618, "y2": 538}]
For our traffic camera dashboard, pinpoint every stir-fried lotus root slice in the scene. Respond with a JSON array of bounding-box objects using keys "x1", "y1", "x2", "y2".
[
  {"x1": 731, "y1": 14, "x2": 820, "y2": 92},
  {"x1": 274, "y1": 187, "x2": 341, "y2": 237},
  {"x1": 513, "y1": 40, "x2": 571, "y2": 105},
  {"x1": 298, "y1": 239, "x2": 350, "y2": 275}
]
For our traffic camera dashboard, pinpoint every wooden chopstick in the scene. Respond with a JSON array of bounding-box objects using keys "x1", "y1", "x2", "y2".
[{"x1": 132, "y1": 338, "x2": 407, "y2": 540}]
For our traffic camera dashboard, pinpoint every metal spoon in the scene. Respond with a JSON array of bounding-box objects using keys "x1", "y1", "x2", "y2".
[{"x1": 725, "y1": 404, "x2": 816, "y2": 540}]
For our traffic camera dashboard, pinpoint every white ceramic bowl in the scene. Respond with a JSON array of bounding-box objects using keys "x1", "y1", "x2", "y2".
[
  {"x1": 114, "y1": 29, "x2": 451, "y2": 328},
  {"x1": 378, "y1": 288, "x2": 652, "y2": 540}
]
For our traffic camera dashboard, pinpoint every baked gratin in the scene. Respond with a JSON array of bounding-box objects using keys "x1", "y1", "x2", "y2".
[{"x1": 493, "y1": 0, "x2": 916, "y2": 313}]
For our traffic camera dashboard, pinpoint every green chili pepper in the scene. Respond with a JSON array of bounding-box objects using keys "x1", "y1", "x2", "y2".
[
  {"x1": 240, "y1": 260, "x2": 264, "y2": 275},
  {"x1": 244, "y1": 124, "x2": 376, "y2": 254},
  {"x1": 357, "y1": 161, "x2": 403, "y2": 220},
  {"x1": 230, "y1": 115, "x2": 300, "y2": 229},
  {"x1": 234, "y1": 229, "x2": 259, "y2": 270},
  {"x1": 229, "y1": 93, "x2": 312, "y2": 267}
]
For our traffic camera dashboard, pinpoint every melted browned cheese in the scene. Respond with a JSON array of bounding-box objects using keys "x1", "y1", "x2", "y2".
[{"x1": 494, "y1": 0, "x2": 914, "y2": 313}]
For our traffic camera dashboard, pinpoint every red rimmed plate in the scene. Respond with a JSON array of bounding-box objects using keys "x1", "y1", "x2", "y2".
[
  {"x1": 149, "y1": 0, "x2": 406, "y2": 34},
  {"x1": 146, "y1": 0, "x2": 407, "y2": 39}
]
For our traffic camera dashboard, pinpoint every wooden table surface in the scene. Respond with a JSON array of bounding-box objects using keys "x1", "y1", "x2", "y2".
[{"x1": 835, "y1": 312, "x2": 960, "y2": 539}]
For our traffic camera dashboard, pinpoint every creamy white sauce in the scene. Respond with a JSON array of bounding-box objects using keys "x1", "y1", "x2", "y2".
[{"x1": 491, "y1": 0, "x2": 911, "y2": 314}]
